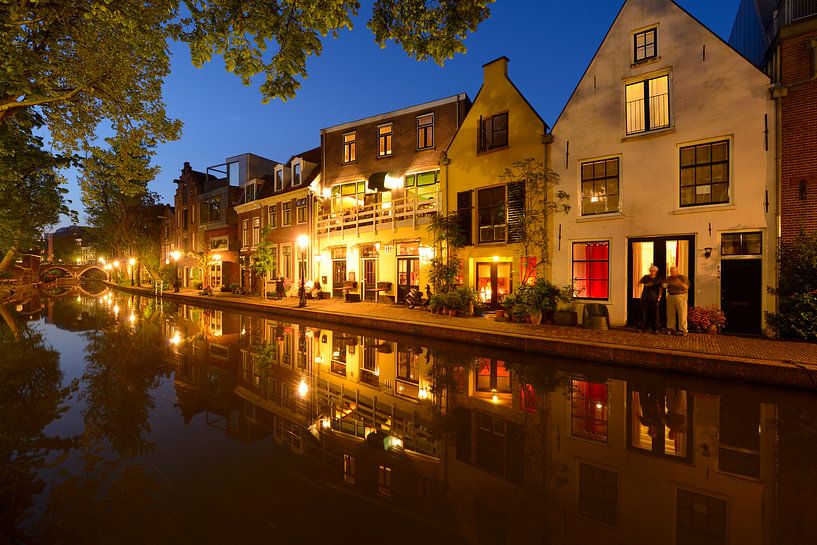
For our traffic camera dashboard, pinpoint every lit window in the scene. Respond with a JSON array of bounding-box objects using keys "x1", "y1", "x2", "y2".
[
  {"x1": 478, "y1": 113, "x2": 508, "y2": 152},
  {"x1": 581, "y1": 158, "x2": 620, "y2": 215},
  {"x1": 680, "y1": 140, "x2": 729, "y2": 207},
  {"x1": 252, "y1": 216, "x2": 260, "y2": 247},
  {"x1": 634, "y1": 28, "x2": 657, "y2": 63},
  {"x1": 625, "y1": 74, "x2": 670, "y2": 134},
  {"x1": 377, "y1": 123, "x2": 393, "y2": 157},
  {"x1": 378, "y1": 465, "x2": 392, "y2": 496},
  {"x1": 476, "y1": 358, "x2": 511, "y2": 393},
  {"x1": 572, "y1": 242, "x2": 609, "y2": 299},
  {"x1": 241, "y1": 219, "x2": 249, "y2": 248},
  {"x1": 721, "y1": 232, "x2": 761, "y2": 256},
  {"x1": 296, "y1": 199, "x2": 307, "y2": 224},
  {"x1": 571, "y1": 380, "x2": 608, "y2": 442},
  {"x1": 268, "y1": 205, "x2": 277, "y2": 228},
  {"x1": 343, "y1": 132, "x2": 356, "y2": 163},
  {"x1": 629, "y1": 386, "x2": 691, "y2": 460},
  {"x1": 417, "y1": 113, "x2": 434, "y2": 149}
]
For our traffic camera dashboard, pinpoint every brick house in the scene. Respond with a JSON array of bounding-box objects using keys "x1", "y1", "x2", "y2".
[
  {"x1": 234, "y1": 147, "x2": 320, "y2": 295},
  {"x1": 730, "y1": 1, "x2": 817, "y2": 241},
  {"x1": 316, "y1": 94, "x2": 470, "y2": 302}
]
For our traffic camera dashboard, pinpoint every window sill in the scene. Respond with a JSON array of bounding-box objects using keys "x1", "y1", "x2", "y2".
[
  {"x1": 577, "y1": 212, "x2": 625, "y2": 223},
  {"x1": 376, "y1": 154, "x2": 394, "y2": 160},
  {"x1": 631, "y1": 56, "x2": 661, "y2": 69},
  {"x1": 621, "y1": 126, "x2": 674, "y2": 142},
  {"x1": 341, "y1": 160, "x2": 357, "y2": 166},
  {"x1": 476, "y1": 145, "x2": 509, "y2": 156},
  {"x1": 673, "y1": 203, "x2": 735, "y2": 215},
  {"x1": 416, "y1": 146, "x2": 435, "y2": 152}
]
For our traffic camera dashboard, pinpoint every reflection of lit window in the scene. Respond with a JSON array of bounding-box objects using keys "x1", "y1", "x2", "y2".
[
  {"x1": 343, "y1": 453, "x2": 356, "y2": 483},
  {"x1": 571, "y1": 380, "x2": 608, "y2": 442},
  {"x1": 378, "y1": 464, "x2": 392, "y2": 496},
  {"x1": 629, "y1": 386, "x2": 691, "y2": 460},
  {"x1": 476, "y1": 358, "x2": 511, "y2": 393}
]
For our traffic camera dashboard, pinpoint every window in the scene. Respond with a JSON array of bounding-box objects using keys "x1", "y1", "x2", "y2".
[
  {"x1": 718, "y1": 398, "x2": 761, "y2": 478},
  {"x1": 282, "y1": 202, "x2": 292, "y2": 226},
  {"x1": 676, "y1": 490, "x2": 726, "y2": 545},
  {"x1": 476, "y1": 358, "x2": 511, "y2": 393},
  {"x1": 182, "y1": 208, "x2": 189, "y2": 230},
  {"x1": 343, "y1": 453, "x2": 356, "y2": 484},
  {"x1": 292, "y1": 162, "x2": 302, "y2": 186},
  {"x1": 629, "y1": 386, "x2": 692, "y2": 460},
  {"x1": 571, "y1": 380, "x2": 609, "y2": 442},
  {"x1": 245, "y1": 182, "x2": 257, "y2": 203},
  {"x1": 296, "y1": 198, "x2": 307, "y2": 224},
  {"x1": 208, "y1": 198, "x2": 222, "y2": 221},
  {"x1": 634, "y1": 28, "x2": 657, "y2": 63},
  {"x1": 343, "y1": 132, "x2": 356, "y2": 163},
  {"x1": 282, "y1": 245, "x2": 292, "y2": 279},
  {"x1": 579, "y1": 464, "x2": 618, "y2": 526},
  {"x1": 378, "y1": 465, "x2": 392, "y2": 496},
  {"x1": 241, "y1": 219, "x2": 249, "y2": 248},
  {"x1": 252, "y1": 216, "x2": 260, "y2": 247},
  {"x1": 404, "y1": 170, "x2": 439, "y2": 200},
  {"x1": 330, "y1": 181, "x2": 367, "y2": 213},
  {"x1": 572, "y1": 242, "x2": 609, "y2": 299},
  {"x1": 397, "y1": 351, "x2": 419, "y2": 383},
  {"x1": 209, "y1": 236, "x2": 228, "y2": 251},
  {"x1": 581, "y1": 158, "x2": 620, "y2": 215},
  {"x1": 680, "y1": 140, "x2": 730, "y2": 207},
  {"x1": 417, "y1": 113, "x2": 434, "y2": 149},
  {"x1": 210, "y1": 261, "x2": 222, "y2": 287},
  {"x1": 377, "y1": 123, "x2": 393, "y2": 157},
  {"x1": 268, "y1": 205, "x2": 277, "y2": 228},
  {"x1": 478, "y1": 113, "x2": 509, "y2": 152},
  {"x1": 721, "y1": 232, "x2": 761, "y2": 256},
  {"x1": 477, "y1": 186, "x2": 506, "y2": 243},
  {"x1": 625, "y1": 74, "x2": 670, "y2": 134},
  {"x1": 275, "y1": 168, "x2": 284, "y2": 191}
]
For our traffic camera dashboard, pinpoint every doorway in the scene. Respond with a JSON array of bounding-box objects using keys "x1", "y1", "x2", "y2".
[
  {"x1": 721, "y1": 260, "x2": 762, "y2": 334},
  {"x1": 627, "y1": 237, "x2": 695, "y2": 327},
  {"x1": 476, "y1": 261, "x2": 512, "y2": 310},
  {"x1": 397, "y1": 257, "x2": 419, "y2": 303},
  {"x1": 362, "y1": 259, "x2": 378, "y2": 301}
]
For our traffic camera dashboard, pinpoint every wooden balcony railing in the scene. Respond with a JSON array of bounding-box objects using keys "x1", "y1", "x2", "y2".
[{"x1": 316, "y1": 192, "x2": 440, "y2": 237}]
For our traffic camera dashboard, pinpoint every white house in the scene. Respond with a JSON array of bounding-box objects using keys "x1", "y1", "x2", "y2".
[{"x1": 550, "y1": 0, "x2": 777, "y2": 334}]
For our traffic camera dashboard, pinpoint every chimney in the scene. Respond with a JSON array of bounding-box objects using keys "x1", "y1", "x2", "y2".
[{"x1": 483, "y1": 56, "x2": 509, "y2": 80}]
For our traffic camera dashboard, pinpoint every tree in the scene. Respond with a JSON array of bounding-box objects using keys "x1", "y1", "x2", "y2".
[
  {"x1": 499, "y1": 158, "x2": 570, "y2": 284},
  {"x1": 427, "y1": 212, "x2": 464, "y2": 294},
  {"x1": 251, "y1": 226, "x2": 278, "y2": 299},
  {"x1": 2, "y1": 0, "x2": 491, "y2": 151},
  {"x1": 0, "y1": 111, "x2": 74, "y2": 272},
  {"x1": 766, "y1": 232, "x2": 817, "y2": 341}
]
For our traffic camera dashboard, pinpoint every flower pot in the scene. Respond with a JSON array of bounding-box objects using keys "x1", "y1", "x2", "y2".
[
  {"x1": 495, "y1": 309, "x2": 505, "y2": 318},
  {"x1": 707, "y1": 325, "x2": 718, "y2": 335},
  {"x1": 529, "y1": 310, "x2": 543, "y2": 325},
  {"x1": 555, "y1": 310, "x2": 578, "y2": 326}
]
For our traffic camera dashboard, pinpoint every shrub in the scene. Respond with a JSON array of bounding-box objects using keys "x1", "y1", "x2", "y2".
[
  {"x1": 688, "y1": 305, "x2": 726, "y2": 332},
  {"x1": 515, "y1": 278, "x2": 561, "y2": 313},
  {"x1": 767, "y1": 233, "x2": 817, "y2": 340}
]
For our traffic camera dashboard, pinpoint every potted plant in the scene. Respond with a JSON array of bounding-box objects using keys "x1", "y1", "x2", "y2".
[
  {"x1": 555, "y1": 283, "x2": 579, "y2": 326},
  {"x1": 515, "y1": 278, "x2": 560, "y2": 325}
]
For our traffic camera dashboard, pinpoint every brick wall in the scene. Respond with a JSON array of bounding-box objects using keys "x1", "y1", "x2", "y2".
[{"x1": 780, "y1": 29, "x2": 817, "y2": 241}]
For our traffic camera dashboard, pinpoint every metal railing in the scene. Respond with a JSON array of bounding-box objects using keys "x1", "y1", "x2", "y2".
[
  {"x1": 315, "y1": 192, "x2": 439, "y2": 238},
  {"x1": 766, "y1": 0, "x2": 817, "y2": 41}
]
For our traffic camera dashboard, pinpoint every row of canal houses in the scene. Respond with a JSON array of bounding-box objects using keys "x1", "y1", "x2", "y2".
[{"x1": 161, "y1": 0, "x2": 817, "y2": 335}]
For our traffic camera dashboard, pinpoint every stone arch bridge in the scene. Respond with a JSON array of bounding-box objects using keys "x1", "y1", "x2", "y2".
[{"x1": 39, "y1": 264, "x2": 110, "y2": 282}]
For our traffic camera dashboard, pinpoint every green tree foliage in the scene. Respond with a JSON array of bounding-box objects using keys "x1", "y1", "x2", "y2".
[
  {"x1": 427, "y1": 212, "x2": 464, "y2": 294},
  {"x1": 499, "y1": 158, "x2": 570, "y2": 283},
  {"x1": 0, "y1": 111, "x2": 74, "y2": 272},
  {"x1": 766, "y1": 233, "x2": 817, "y2": 341},
  {"x1": 251, "y1": 226, "x2": 278, "y2": 298}
]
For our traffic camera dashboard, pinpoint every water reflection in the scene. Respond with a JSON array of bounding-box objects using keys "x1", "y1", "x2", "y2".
[{"x1": 2, "y1": 288, "x2": 817, "y2": 544}]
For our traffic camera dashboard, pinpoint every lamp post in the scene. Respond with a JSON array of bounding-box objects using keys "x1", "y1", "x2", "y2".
[
  {"x1": 170, "y1": 251, "x2": 181, "y2": 292},
  {"x1": 297, "y1": 235, "x2": 308, "y2": 307},
  {"x1": 128, "y1": 257, "x2": 136, "y2": 286}
]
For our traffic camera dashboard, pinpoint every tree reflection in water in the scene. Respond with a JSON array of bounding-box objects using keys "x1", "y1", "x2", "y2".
[{"x1": 0, "y1": 323, "x2": 78, "y2": 542}]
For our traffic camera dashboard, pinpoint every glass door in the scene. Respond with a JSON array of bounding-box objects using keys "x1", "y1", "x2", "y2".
[
  {"x1": 476, "y1": 262, "x2": 512, "y2": 309},
  {"x1": 397, "y1": 257, "x2": 419, "y2": 303},
  {"x1": 362, "y1": 259, "x2": 377, "y2": 301},
  {"x1": 627, "y1": 237, "x2": 694, "y2": 326}
]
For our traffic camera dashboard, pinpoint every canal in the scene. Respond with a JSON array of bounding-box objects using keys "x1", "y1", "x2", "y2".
[{"x1": 1, "y1": 286, "x2": 816, "y2": 544}]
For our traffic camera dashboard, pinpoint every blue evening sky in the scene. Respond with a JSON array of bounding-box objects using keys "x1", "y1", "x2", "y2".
[{"x1": 60, "y1": 0, "x2": 741, "y2": 225}]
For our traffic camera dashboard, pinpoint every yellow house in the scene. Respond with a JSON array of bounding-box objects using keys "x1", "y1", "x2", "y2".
[{"x1": 443, "y1": 57, "x2": 549, "y2": 309}]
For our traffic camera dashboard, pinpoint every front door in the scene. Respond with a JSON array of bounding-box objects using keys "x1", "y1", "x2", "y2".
[
  {"x1": 332, "y1": 259, "x2": 347, "y2": 299},
  {"x1": 362, "y1": 259, "x2": 377, "y2": 301},
  {"x1": 397, "y1": 257, "x2": 419, "y2": 303},
  {"x1": 476, "y1": 262, "x2": 512, "y2": 310},
  {"x1": 721, "y1": 260, "x2": 762, "y2": 335},
  {"x1": 627, "y1": 237, "x2": 695, "y2": 327}
]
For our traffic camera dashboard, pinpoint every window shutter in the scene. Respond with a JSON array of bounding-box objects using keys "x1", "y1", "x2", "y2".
[
  {"x1": 506, "y1": 181, "x2": 526, "y2": 243},
  {"x1": 457, "y1": 190, "x2": 473, "y2": 246},
  {"x1": 455, "y1": 407, "x2": 472, "y2": 463},
  {"x1": 477, "y1": 115, "x2": 484, "y2": 152}
]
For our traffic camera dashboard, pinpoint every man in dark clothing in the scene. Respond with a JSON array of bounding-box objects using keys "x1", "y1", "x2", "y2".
[{"x1": 638, "y1": 265, "x2": 663, "y2": 333}]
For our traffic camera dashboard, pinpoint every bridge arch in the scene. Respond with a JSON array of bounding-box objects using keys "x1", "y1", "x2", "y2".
[
  {"x1": 76, "y1": 265, "x2": 109, "y2": 279},
  {"x1": 39, "y1": 266, "x2": 74, "y2": 280}
]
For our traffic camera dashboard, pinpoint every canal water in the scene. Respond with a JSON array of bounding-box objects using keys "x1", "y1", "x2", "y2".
[{"x1": 1, "y1": 286, "x2": 816, "y2": 545}]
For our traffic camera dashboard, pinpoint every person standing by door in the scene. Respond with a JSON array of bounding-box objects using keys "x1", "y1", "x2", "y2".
[
  {"x1": 638, "y1": 266, "x2": 663, "y2": 333},
  {"x1": 666, "y1": 266, "x2": 690, "y2": 336}
]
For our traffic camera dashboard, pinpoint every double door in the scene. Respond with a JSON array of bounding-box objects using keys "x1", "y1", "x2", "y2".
[
  {"x1": 627, "y1": 237, "x2": 695, "y2": 327},
  {"x1": 476, "y1": 262, "x2": 512, "y2": 310},
  {"x1": 397, "y1": 257, "x2": 419, "y2": 303}
]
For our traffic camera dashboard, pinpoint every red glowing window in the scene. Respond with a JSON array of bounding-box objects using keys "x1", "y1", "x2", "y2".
[{"x1": 572, "y1": 242, "x2": 609, "y2": 300}]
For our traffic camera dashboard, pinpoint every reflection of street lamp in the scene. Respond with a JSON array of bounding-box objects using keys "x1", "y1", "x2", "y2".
[
  {"x1": 170, "y1": 251, "x2": 181, "y2": 292},
  {"x1": 128, "y1": 257, "x2": 136, "y2": 286},
  {"x1": 297, "y1": 235, "x2": 309, "y2": 307}
]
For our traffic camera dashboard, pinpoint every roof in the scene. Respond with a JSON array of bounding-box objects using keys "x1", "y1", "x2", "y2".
[{"x1": 321, "y1": 93, "x2": 469, "y2": 133}]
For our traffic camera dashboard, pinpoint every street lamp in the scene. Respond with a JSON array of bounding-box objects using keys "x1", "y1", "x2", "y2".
[
  {"x1": 297, "y1": 235, "x2": 309, "y2": 307},
  {"x1": 170, "y1": 251, "x2": 181, "y2": 292},
  {"x1": 128, "y1": 257, "x2": 136, "y2": 286}
]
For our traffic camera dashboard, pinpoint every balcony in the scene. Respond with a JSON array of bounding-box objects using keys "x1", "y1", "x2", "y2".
[
  {"x1": 766, "y1": 0, "x2": 817, "y2": 40},
  {"x1": 316, "y1": 191, "x2": 440, "y2": 238}
]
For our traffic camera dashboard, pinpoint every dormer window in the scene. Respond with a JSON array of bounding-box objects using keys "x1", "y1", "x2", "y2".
[
  {"x1": 634, "y1": 28, "x2": 657, "y2": 63},
  {"x1": 245, "y1": 182, "x2": 257, "y2": 203},
  {"x1": 377, "y1": 123, "x2": 393, "y2": 157},
  {"x1": 275, "y1": 167, "x2": 284, "y2": 191},
  {"x1": 293, "y1": 161, "x2": 302, "y2": 186}
]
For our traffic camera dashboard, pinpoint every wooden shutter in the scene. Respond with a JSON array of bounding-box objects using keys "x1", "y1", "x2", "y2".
[
  {"x1": 457, "y1": 190, "x2": 473, "y2": 246},
  {"x1": 506, "y1": 181, "x2": 526, "y2": 243},
  {"x1": 455, "y1": 407, "x2": 472, "y2": 463}
]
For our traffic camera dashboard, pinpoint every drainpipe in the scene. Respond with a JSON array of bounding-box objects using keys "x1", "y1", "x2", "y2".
[{"x1": 542, "y1": 127, "x2": 553, "y2": 280}]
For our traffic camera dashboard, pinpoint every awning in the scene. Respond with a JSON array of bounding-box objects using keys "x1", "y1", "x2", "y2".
[{"x1": 368, "y1": 172, "x2": 387, "y2": 191}]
